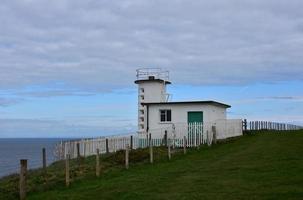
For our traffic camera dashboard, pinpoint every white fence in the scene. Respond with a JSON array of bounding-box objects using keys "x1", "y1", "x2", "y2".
[
  {"x1": 244, "y1": 120, "x2": 303, "y2": 131},
  {"x1": 142, "y1": 122, "x2": 214, "y2": 148},
  {"x1": 55, "y1": 119, "x2": 243, "y2": 160},
  {"x1": 55, "y1": 134, "x2": 138, "y2": 160}
]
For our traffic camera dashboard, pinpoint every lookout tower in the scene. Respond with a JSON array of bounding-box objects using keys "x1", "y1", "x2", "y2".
[{"x1": 135, "y1": 68, "x2": 171, "y2": 133}]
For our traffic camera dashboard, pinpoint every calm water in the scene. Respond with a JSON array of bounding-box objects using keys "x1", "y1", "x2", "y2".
[{"x1": 0, "y1": 138, "x2": 65, "y2": 178}]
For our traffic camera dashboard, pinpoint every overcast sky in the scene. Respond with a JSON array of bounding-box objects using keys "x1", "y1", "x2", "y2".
[{"x1": 0, "y1": 0, "x2": 302, "y2": 137}]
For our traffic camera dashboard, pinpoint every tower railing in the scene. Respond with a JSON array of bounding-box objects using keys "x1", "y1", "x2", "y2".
[{"x1": 136, "y1": 68, "x2": 169, "y2": 81}]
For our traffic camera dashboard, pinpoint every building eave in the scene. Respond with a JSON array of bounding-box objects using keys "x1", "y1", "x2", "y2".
[
  {"x1": 134, "y1": 79, "x2": 171, "y2": 85},
  {"x1": 141, "y1": 101, "x2": 231, "y2": 108}
]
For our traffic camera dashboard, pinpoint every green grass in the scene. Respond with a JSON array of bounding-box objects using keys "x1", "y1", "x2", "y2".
[{"x1": 1, "y1": 130, "x2": 303, "y2": 200}]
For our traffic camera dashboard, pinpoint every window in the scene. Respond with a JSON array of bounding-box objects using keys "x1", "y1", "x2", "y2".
[
  {"x1": 140, "y1": 88, "x2": 144, "y2": 93},
  {"x1": 160, "y1": 110, "x2": 171, "y2": 122}
]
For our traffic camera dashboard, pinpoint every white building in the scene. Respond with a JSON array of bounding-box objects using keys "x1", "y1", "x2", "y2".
[
  {"x1": 143, "y1": 101, "x2": 230, "y2": 131},
  {"x1": 135, "y1": 68, "x2": 242, "y2": 142}
]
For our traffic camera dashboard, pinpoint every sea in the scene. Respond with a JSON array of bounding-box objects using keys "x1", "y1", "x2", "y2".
[{"x1": 0, "y1": 138, "x2": 67, "y2": 178}]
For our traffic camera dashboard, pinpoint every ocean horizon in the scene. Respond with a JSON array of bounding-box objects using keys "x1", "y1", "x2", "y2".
[{"x1": 0, "y1": 138, "x2": 73, "y2": 178}]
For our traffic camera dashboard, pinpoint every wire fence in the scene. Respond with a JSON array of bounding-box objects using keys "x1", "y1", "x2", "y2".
[
  {"x1": 2, "y1": 119, "x2": 301, "y2": 178},
  {"x1": 0, "y1": 139, "x2": 60, "y2": 178},
  {"x1": 1, "y1": 158, "x2": 55, "y2": 178},
  {"x1": 2, "y1": 119, "x2": 303, "y2": 199}
]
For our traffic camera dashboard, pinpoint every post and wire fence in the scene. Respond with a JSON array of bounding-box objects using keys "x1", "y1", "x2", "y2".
[{"x1": 3, "y1": 119, "x2": 302, "y2": 199}]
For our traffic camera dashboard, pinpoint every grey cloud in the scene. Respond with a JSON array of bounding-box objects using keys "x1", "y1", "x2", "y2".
[
  {"x1": 258, "y1": 96, "x2": 303, "y2": 101},
  {"x1": 15, "y1": 90, "x2": 95, "y2": 98},
  {"x1": 0, "y1": 97, "x2": 23, "y2": 107},
  {"x1": 1, "y1": 0, "x2": 303, "y2": 91},
  {"x1": 231, "y1": 96, "x2": 303, "y2": 105}
]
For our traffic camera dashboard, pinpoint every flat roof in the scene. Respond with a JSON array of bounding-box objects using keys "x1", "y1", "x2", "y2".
[
  {"x1": 134, "y1": 79, "x2": 171, "y2": 84},
  {"x1": 142, "y1": 101, "x2": 231, "y2": 108}
]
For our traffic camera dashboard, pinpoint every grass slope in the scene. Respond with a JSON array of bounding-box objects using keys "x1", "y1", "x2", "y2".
[{"x1": 2, "y1": 130, "x2": 303, "y2": 200}]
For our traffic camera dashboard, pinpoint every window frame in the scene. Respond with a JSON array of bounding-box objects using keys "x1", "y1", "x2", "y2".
[{"x1": 159, "y1": 109, "x2": 172, "y2": 122}]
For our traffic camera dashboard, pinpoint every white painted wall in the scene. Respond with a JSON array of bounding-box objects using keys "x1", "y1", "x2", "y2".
[
  {"x1": 215, "y1": 119, "x2": 243, "y2": 139},
  {"x1": 137, "y1": 81, "x2": 168, "y2": 132},
  {"x1": 145, "y1": 103, "x2": 227, "y2": 131},
  {"x1": 138, "y1": 81, "x2": 167, "y2": 103}
]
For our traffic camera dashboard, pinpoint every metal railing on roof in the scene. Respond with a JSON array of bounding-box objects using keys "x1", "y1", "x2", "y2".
[{"x1": 136, "y1": 68, "x2": 169, "y2": 81}]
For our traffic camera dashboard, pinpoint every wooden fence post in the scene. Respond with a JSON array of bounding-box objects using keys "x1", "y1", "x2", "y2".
[
  {"x1": 164, "y1": 131, "x2": 168, "y2": 147},
  {"x1": 125, "y1": 145, "x2": 129, "y2": 169},
  {"x1": 212, "y1": 126, "x2": 217, "y2": 144},
  {"x1": 65, "y1": 154, "x2": 70, "y2": 187},
  {"x1": 149, "y1": 134, "x2": 153, "y2": 164},
  {"x1": 76, "y1": 142, "x2": 83, "y2": 171},
  {"x1": 20, "y1": 159, "x2": 27, "y2": 200},
  {"x1": 96, "y1": 149, "x2": 100, "y2": 177},
  {"x1": 77, "y1": 142, "x2": 80, "y2": 160},
  {"x1": 130, "y1": 135, "x2": 133, "y2": 150},
  {"x1": 243, "y1": 119, "x2": 247, "y2": 131},
  {"x1": 106, "y1": 139, "x2": 109, "y2": 154},
  {"x1": 42, "y1": 148, "x2": 46, "y2": 173},
  {"x1": 168, "y1": 139, "x2": 171, "y2": 160},
  {"x1": 183, "y1": 136, "x2": 187, "y2": 155},
  {"x1": 208, "y1": 130, "x2": 211, "y2": 146},
  {"x1": 83, "y1": 140, "x2": 86, "y2": 157}
]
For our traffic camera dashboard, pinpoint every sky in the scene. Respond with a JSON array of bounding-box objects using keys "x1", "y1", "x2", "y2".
[{"x1": 0, "y1": 0, "x2": 302, "y2": 138}]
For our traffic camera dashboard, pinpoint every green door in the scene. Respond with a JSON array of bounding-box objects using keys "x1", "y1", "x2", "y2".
[
  {"x1": 188, "y1": 112, "x2": 203, "y2": 123},
  {"x1": 187, "y1": 112, "x2": 203, "y2": 146}
]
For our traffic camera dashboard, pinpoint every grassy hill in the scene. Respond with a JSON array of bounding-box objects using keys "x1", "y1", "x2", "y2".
[{"x1": 1, "y1": 130, "x2": 303, "y2": 200}]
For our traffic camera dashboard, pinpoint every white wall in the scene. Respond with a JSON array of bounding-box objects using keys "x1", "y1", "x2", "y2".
[
  {"x1": 215, "y1": 119, "x2": 243, "y2": 139},
  {"x1": 139, "y1": 81, "x2": 167, "y2": 103},
  {"x1": 137, "y1": 81, "x2": 168, "y2": 132},
  {"x1": 146, "y1": 103, "x2": 227, "y2": 131}
]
